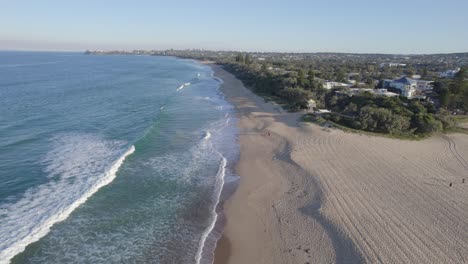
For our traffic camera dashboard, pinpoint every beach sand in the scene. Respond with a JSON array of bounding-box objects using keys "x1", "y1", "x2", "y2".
[{"x1": 210, "y1": 63, "x2": 468, "y2": 264}]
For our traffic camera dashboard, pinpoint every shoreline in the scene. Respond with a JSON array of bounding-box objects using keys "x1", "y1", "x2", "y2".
[{"x1": 207, "y1": 62, "x2": 468, "y2": 264}]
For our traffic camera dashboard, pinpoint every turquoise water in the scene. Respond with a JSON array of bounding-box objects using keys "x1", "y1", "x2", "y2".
[{"x1": 0, "y1": 52, "x2": 238, "y2": 263}]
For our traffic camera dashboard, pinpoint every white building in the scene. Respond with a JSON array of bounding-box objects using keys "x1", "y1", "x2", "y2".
[
  {"x1": 348, "y1": 88, "x2": 399, "y2": 97},
  {"x1": 382, "y1": 77, "x2": 417, "y2": 98},
  {"x1": 375, "y1": 88, "x2": 400, "y2": 97},
  {"x1": 323, "y1": 81, "x2": 352, "y2": 90},
  {"x1": 335, "y1": 88, "x2": 399, "y2": 98},
  {"x1": 379, "y1": 62, "x2": 407, "y2": 68},
  {"x1": 439, "y1": 68, "x2": 460, "y2": 78},
  {"x1": 416, "y1": 80, "x2": 434, "y2": 91}
]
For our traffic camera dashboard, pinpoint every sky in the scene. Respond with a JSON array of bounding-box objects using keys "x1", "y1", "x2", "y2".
[{"x1": 1, "y1": 0, "x2": 467, "y2": 54}]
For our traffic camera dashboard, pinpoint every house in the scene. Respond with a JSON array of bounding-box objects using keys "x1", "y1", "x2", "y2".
[
  {"x1": 379, "y1": 62, "x2": 407, "y2": 68},
  {"x1": 375, "y1": 88, "x2": 399, "y2": 97},
  {"x1": 335, "y1": 88, "x2": 399, "y2": 98},
  {"x1": 416, "y1": 80, "x2": 434, "y2": 91},
  {"x1": 439, "y1": 68, "x2": 460, "y2": 78},
  {"x1": 323, "y1": 81, "x2": 352, "y2": 90},
  {"x1": 382, "y1": 77, "x2": 417, "y2": 98}
]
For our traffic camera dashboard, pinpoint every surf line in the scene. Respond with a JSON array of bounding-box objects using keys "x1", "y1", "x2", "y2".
[
  {"x1": 194, "y1": 151, "x2": 227, "y2": 264},
  {"x1": 176, "y1": 82, "x2": 191, "y2": 91}
]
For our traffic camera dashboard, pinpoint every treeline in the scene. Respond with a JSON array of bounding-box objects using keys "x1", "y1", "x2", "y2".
[
  {"x1": 230, "y1": 53, "x2": 445, "y2": 84},
  {"x1": 222, "y1": 61, "x2": 326, "y2": 110},
  {"x1": 322, "y1": 92, "x2": 456, "y2": 136},
  {"x1": 433, "y1": 68, "x2": 468, "y2": 112}
]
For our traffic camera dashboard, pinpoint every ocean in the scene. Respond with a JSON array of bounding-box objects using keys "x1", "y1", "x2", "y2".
[{"x1": 0, "y1": 51, "x2": 238, "y2": 264}]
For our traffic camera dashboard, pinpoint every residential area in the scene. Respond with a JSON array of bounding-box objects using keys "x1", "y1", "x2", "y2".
[{"x1": 86, "y1": 49, "x2": 468, "y2": 137}]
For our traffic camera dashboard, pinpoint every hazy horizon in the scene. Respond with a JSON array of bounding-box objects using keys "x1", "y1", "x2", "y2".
[
  {"x1": 1, "y1": 0, "x2": 468, "y2": 54},
  {"x1": 2, "y1": 48, "x2": 468, "y2": 56}
]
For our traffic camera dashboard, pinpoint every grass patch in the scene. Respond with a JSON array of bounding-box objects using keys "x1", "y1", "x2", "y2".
[
  {"x1": 445, "y1": 126, "x2": 468, "y2": 135},
  {"x1": 452, "y1": 115, "x2": 468, "y2": 123}
]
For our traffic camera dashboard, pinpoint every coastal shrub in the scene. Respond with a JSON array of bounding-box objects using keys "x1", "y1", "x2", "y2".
[
  {"x1": 278, "y1": 87, "x2": 313, "y2": 110},
  {"x1": 412, "y1": 113, "x2": 443, "y2": 134},
  {"x1": 409, "y1": 101, "x2": 427, "y2": 115},
  {"x1": 357, "y1": 106, "x2": 411, "y2": 134},
  {"x1": 436, "y1": 109, "x2": 456, "y2": 130}
]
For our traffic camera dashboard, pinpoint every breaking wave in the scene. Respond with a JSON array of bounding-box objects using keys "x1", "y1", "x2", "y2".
[{"x1": 0, "y1": 134, "x2": 134, "y2": 263}]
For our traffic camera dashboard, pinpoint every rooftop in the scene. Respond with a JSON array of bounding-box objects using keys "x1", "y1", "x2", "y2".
[{"x1": 394, "y1": 77, "x2": 417, "y2": 85}]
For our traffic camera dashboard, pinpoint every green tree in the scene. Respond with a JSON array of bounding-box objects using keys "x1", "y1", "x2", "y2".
[
  {"x1": 455, "y1": 68, "x2": 467, "y2": 81},
  {"x1": 245, "y1": 54, "x2": 252, "y2": 65},
  {"x1": 297, "y1": 69, "x2": 308, "y2": 87},
  {"x1": 328, "y1": 95, "x2": 339, "y2": 108},
  {"x1": 307, "y1": 69, "x2": 315, "y2": 80},
  {"x1": 412, "y1": 114, "x2": 443, "y2": 134},
  {"x1": 436, "y1": 109, "x2": 456, "y2": 130},
  {"x1": 282, "y1": 77, "x2": 298, "y2": 87},
  {"x1": 422, "y1": 68, "x2": 429, "y2": 78},
  {"x1": 406, "y1": 67, "x2": 416, "y2": 77},
  {"x1": 336, "y1": 69, "x2": 346, "y2": 82},
  {"x1": 298, "y1": 69, "x2": 306, "y2": 80},
  {"x1": 235, "y1": 53, "x2": 245, "y2": 64},
  {"x1": 433, "y1": 81, "x2": 451, "y2": 108},
  {"x1": 344, "y1": 102, "x2": 358, "y2": 114},
  {"x1": 279, "y1": 87, "x2": 313, "y2": 110},
  {"x1": 409, "y1": 101, "x2": 427, "y2": 114},
  {"x1": 439, "y1": 90, "x2": 450, "y2": 108},
  {"x1": 358, "y1": 106, "x2": 410, "y2": 134},
  {"x1": 449, "y1": 68, "x2": 467, "y2": 95},
  {"x1": 464, "y1": 87, "x2": 468, "y2": 112}
]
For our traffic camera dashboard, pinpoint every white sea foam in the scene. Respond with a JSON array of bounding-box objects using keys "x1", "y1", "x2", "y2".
[
  {"x1": 204, "y1": 131, "x2": 211, "y2": 140},
  {"x1": 0, "y1": 134, "x2": 134, "y2": 264},
  {"x1": 194, "y1": 96, "x2": 213, "y2": 102},
  {"x1": 176, "y1": 82, "x2": 191, "y2": 91},
  {"x1": 145, "y1": 116, "x2": 234, "y2": 264},
  {"x1": 195, "y1": 102, "x2": 237, "y2": 264},
  {"x1": 140, "y1": 90, "x2": 237, "y2": 263},
  {"x1": 210, "y1": 70, "x2": 224, "y2": 85},
  {"x1": 195, "y1": 154, "x2": 227, "y2": 264}
]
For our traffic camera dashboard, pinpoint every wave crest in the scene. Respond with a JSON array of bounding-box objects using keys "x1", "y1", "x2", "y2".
[{"x1": 0, "y1": 134, "x2": 134, "y2": 263}]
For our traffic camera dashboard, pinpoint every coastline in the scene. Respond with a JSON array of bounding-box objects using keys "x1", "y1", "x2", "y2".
[{"x1": 208, "y1": 62, "x2": 468, "y2": 264}]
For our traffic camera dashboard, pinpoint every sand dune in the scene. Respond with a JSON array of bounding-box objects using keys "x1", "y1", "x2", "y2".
[{"x1": 211, "y1": 64, "x2": 468, "y2": 264}]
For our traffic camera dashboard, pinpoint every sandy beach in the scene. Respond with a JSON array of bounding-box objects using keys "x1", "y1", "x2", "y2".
[{"x1": 210, "y1": 63, "x2": 468, "y2": 264}]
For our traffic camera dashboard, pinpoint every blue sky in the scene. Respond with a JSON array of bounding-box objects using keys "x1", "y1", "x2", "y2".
[{"x1": 1, "y1": 0, "x2": 467, "y2": 53}]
